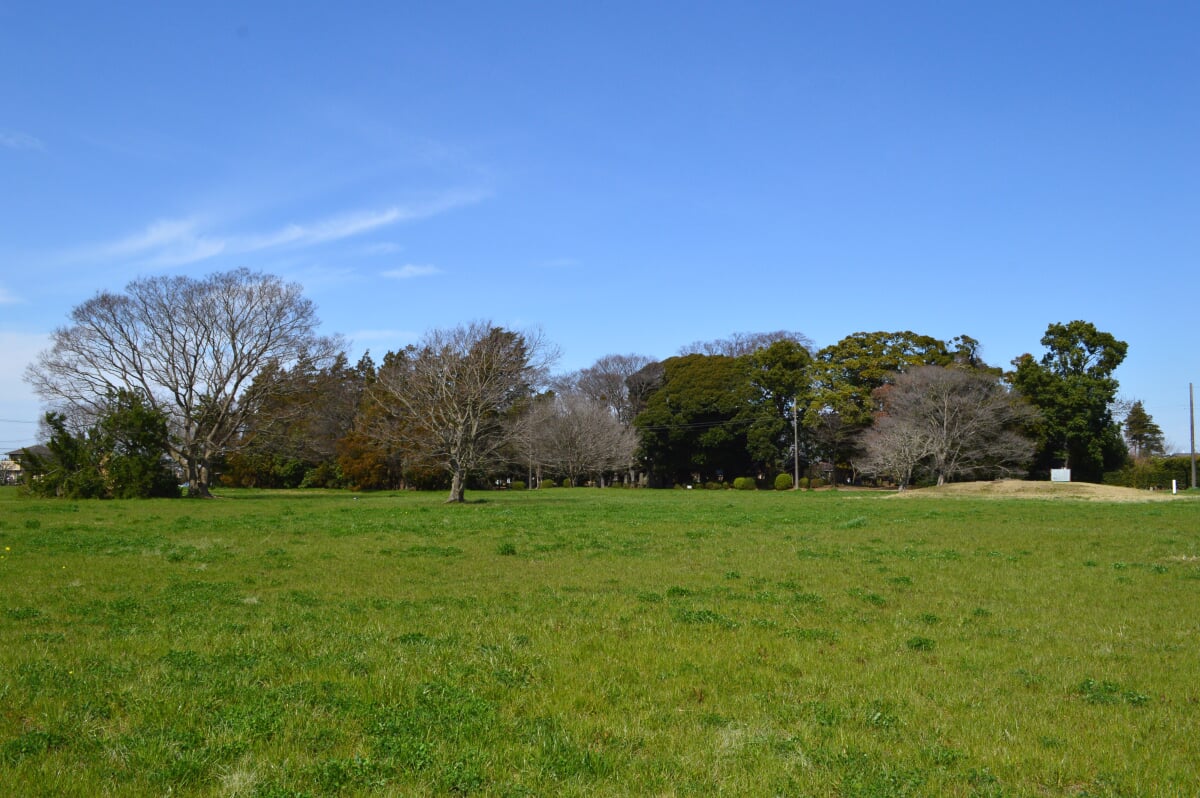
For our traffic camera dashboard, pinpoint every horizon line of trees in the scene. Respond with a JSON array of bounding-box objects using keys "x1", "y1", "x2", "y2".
[{"x1": 20, "y1": 268, "x2": 1170, "y2": 501}]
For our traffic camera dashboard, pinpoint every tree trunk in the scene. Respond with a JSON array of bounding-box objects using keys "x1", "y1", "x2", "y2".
[
  {"x1": 186, "y1": 460, "x2": 213, "y2": 498},
  {"x1": 446, "y1": 470, "x2": 466, "y2": 503}
]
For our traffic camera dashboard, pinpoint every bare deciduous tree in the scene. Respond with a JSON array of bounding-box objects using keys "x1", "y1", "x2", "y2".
[
  {"x1": 857, "y1": 366, "x2": 1036, "y2": 488},
  {"x1": 533, "y1": 395, "x2": 639, "y2": 486},
  {"x1": 25, "y1": 268, "x2": 342, "y2": 497},
  {"x1": 679, "y1": 330, "x2": 814, "y2": 359},
  {"x1": 570, "y1": 354, "x2": 655, "y2": 426},
  {"x1": 373, "y1": 322, "x2": 554, "y2": 502}
]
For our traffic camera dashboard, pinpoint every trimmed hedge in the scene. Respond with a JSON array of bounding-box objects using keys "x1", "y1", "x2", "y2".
[{"x1": 774, "y1": 473, "x2": 794, "y2": 491}]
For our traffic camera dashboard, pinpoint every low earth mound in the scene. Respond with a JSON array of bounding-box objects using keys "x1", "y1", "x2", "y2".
[{"x1": 892, "y1": 479, "x2": 1184, "y2": 502}]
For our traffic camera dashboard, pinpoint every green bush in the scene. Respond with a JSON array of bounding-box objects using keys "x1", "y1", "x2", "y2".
[
  {"x1": 539, "y1": 479, "x2": 554, "y2": 488},
  {"x1": 704, "y1": 481, "x2": 723, "y2": 490},
  {"x1": 810, "y1": 477, "x2": 824, "y2": 489},
  {"x1": 732, "y1": 477, "x2": 757, "y2": 491},
  {"x1": 797, "y1": 477, "x2": 810, "y2": 490},
  {"x1": 774, "y1": 473, "x2": 794, "y2": 491},
  {"x1": 561, "y1": 478, "x2": 573, "y2": 488},
  {"x1": 1104, "y1": 456, "x2": 1196, "y2": 491},
  {"x1": 510, "y1": 480, "x2": 526, "y2": 491}
]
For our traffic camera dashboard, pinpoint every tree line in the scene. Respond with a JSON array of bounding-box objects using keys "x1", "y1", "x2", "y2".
[{"x1": 21, "y1": 269, "x2": 1168, "y2": 501}]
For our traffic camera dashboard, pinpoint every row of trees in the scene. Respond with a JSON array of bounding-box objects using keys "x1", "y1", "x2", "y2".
[{"x1": 24, "y1": 268, "x2": 1154, "y2": 501}]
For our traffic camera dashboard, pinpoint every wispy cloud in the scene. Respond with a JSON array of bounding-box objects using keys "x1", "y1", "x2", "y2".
[
  {"x1": 0, "y1": 285, "x2": 20, "y2": 304},
  {"x1": 0, "y1": 131, "x2": 45, "y2": 151},
  {"x1": 80, "y1": 189, "x2": 489, "y2": 267},
  {"x1": 381, "y1": 264, "x2": 441, "y2": 280},
  {"x1": 361, "y1": 242, "x2": 403, "y2": 255}
]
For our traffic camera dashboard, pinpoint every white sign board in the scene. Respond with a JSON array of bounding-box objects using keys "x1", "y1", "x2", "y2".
[{"x1": 1051, "y1": 468, "x2": 1071, "y2": 483}]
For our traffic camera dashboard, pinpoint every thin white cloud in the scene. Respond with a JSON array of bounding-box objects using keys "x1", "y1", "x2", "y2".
[
  {"x1": 361, "y1": 242, "x2": 403, "y2": 255},
  {"x1": 0, "y1": 285, "x2": 20, "y2": 304},
  {"x1": 80, "y1": 189, "x2": 489, "y2": 267},
  {"x1": 0, "y1": 131, "x2": 44, "y2": 151},
  {"x1": 0, "y1": 331, "x2": 50, "y2": 381},
  {"x1": 382, "y1": 264, "x2": 441, "y2": 280}
]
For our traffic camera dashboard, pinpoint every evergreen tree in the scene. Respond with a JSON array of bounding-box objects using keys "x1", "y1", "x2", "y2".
[
  {"x1": 1010, "y1": 321, "x2": 1129, "y2": 482},
  {"x1": 1123, "y1": 400, "x2": 1166, "y2": 459}
]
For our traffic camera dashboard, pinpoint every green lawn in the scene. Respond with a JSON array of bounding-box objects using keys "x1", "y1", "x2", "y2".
[{"x1": 1, "y1": 486, "x2": 1197, "y2": 796}]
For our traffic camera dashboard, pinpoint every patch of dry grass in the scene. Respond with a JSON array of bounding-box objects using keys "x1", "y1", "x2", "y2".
[{"x1": 891, "y1": 479, "x2": 1185, "y2": 502}]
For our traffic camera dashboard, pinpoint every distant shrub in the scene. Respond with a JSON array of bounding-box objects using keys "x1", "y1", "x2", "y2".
[
  {"x1": 810, "y1": 477, "x2": 825, "y2": 489},
  {"x1": 540, "y1": 479, "x2": 554, "y2": 488},
  {"x1": 774, "y1": 473, "x2": 794, "y2": 491},
  {"x1": 561, "y1": 478, "x2": 573, "y2": 488},
  {"x1": 733, "y1": 477, "x2": 756, "y2": 491},
  {"x1": 797, "y1": 477, "x2": 810, "y2": 490},
  {"x1": 704, "y1": 481, "x2": 723, "y2": 490},
  {"x1": 510, "y1": 480, "x2": 526, "y2": 491}
]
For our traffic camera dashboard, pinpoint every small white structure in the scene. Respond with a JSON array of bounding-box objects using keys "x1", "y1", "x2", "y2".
[{"x1": 1051, "y1": 468, "x2": 1071, "y2": 483}]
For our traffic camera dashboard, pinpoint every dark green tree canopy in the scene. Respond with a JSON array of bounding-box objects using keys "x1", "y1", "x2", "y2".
[
  {"x1": 809, "y1": 331, "x2": 955, "y2": 428},
  {"x1": 1010, "y1": 320, "x2": 1128, "y2": 482},
  {"x1": 24, "y1": 390, "x2": 178, "y2": 499},
  {"x1": 1123, "y1": 400, "x2": 1165, "y2": 459},
  {"x1": 634, "y1": 354, "x2": 762, "y2": 485}
]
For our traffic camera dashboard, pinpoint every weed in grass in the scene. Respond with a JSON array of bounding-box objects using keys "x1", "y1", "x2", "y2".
[
  {"x1": 864, "y1": 699, "x2": 901, "y2": 729},
  {"x1": 791, "y1": 590, "x2": 825, "y2": 607},
  {"x1": 2, "y1": 729, "x2": 68, "y2": 763},
  {"x1": 917, "y1": 612, "x2": 939, "y2": 625},
  {"x1": 906, "y1": 636, "x2": 936, "y2": 652},
  {"x1": 674, "y1": 608, "x2": 738, "y2": 628},
  {"x1": 1076, "y1": 678, "x2": 1151, "y2": 706},
  {"x1": 850, "y1": 588, "x2": 887, "y2": 607},
  {"x1": 497, "y1": 542, "x2": 518, "y2": 556},
  {"x1": 922, "y1": 743, "x2": 963, "y2": 768},
  {"x1": 787, "y1": 627, "x2": 838, "y2": 643}
]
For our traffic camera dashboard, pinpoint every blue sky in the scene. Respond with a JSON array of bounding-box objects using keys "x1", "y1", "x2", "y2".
[{"x1": 2, "y1": 2, "x2": 1198, "y2": 454}]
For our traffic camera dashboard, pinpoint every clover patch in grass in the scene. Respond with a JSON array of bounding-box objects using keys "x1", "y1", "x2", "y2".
[
  {"x1": 2, "y1": 729, "x2": 68, "y2": 763},
  {"x1": 1076, "y1": 678, "x2": 1150, "y2": 706},
  {"x1": 849, "y1": 588, "x2": 886, "y2": 607},
  {"x1": 906, "y1": 636, "x2": 936, "y2": 652},
  {"x1": 787, "y1": 627, "x2": 838, "y2": 643},
  {"x1": 4, "y1": 606, "x2": 43, "y2": 621}
]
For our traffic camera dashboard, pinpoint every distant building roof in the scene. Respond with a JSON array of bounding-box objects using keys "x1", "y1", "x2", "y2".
[{"x1": 5, "y1": 445, "x2": 52, "y2": 462}]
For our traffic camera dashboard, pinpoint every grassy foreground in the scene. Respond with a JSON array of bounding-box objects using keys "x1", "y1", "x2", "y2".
[{"x1": 1, "y1": 486, "x2": 1197, "y2": 797}]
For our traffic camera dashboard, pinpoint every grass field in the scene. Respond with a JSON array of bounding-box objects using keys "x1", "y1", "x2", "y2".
[{"x1": 1, "y1": 485, "x2": 1198, "y2": 796}]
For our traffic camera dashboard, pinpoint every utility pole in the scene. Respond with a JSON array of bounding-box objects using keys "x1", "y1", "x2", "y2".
[
  {"x1": 1190, "y1": 383, "x2": 1197, "y2": 490},
  {"x1": 792, "y1": 398, "x2": 800, "y2": 490}
]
